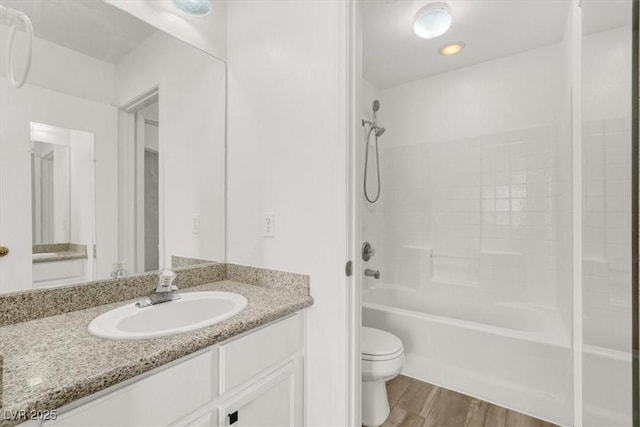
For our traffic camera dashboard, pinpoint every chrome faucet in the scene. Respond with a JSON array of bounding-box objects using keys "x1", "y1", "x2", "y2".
[
  {"x1": 135, "y1": 269, "x2": 181, "y2": 308},
  {"x1": 364, "y1": 269, "x2": 380, "y2": 279}
]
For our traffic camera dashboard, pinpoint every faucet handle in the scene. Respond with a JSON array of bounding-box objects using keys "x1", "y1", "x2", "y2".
[{"x1": 156, "y1": 269, "x2": 177, "y2": 293}]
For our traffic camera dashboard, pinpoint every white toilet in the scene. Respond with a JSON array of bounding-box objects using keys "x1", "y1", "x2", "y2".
[{"x1": 362, "y1": 327, "x2": 405, "y2": 427}]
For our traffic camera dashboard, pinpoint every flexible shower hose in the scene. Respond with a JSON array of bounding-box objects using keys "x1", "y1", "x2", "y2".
[{"x1": 364, "y1": 126, "x2": 381, "y2": 204}]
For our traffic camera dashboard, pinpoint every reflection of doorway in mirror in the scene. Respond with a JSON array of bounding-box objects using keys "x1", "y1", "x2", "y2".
[
  {"x1": 29, "y1": 122, "x2": 96, "y2": 287},
  {"x1": 31, "y1": 141, "x2": 70, "y2": 244},
  {"x1": 118, "y1": 90, "x2": 161, "y2": 276},
  {"x1": 143, "y1": 106, "x2": 160, "y2": 272}
]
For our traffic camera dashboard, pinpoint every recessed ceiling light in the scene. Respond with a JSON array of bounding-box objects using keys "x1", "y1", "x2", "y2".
[
  {"x1": 413, "y1": 2, "x2": 453, "y2": 39},
  {"x1": 173, "y1": 0, "x2": 212, "y2": 16},
  {"x1": 438, "y1": 41, "x2": 465, "y2": 56}
]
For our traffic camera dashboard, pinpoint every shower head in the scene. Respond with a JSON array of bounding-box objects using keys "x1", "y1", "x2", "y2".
[
  {"x1": 375, "y1": 126, "x2": 385, "y2": 137},
  {"x1": 372, "y1": 100, "x2": 380, "y2": 112}
]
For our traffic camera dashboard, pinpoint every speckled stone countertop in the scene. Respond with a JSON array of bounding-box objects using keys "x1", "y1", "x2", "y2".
[
  {"x1": 32, "y1": 243, "x2": 87, "y2": 264},
  {"x1": 32, "y1": 251, "x2": 87, "y2": 263},
  {"x1": 0, "y1": 280, "x2": 312, "y2": 427}
]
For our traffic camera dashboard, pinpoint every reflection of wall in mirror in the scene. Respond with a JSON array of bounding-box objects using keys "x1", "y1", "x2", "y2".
[
  {"x1": 0, "y1": 3, "x2": 226, "y2": 292},
  {"x1": 68, "y1": 130, "x2": 96, "y2": 280},
  {"x1": 115, "y1": 31, "x2": 226, "y2": 268},
  {"x1": 0, "y1": 28, "x2": 118, "y2": 292},
  {"x1": 104, "y1": 0, "x2": 227, "y2": 60}
]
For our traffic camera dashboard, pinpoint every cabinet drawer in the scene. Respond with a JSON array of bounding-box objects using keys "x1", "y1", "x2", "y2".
[
  {"x1": 45, "y1": 350, "x2": 217, "y2": 427},
  {"x1": 220, "y1": 315, "x2": 301, "y2": 394}
]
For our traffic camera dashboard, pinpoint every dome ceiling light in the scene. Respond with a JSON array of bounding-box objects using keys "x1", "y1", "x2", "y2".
[{"x1": 413, "y1": 2, "x2": 453, "y2": 39}]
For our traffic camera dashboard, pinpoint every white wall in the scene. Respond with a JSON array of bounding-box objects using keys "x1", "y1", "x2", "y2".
[
  {"x1": 580, "y1": 21, "x2": 633, "y2": 427},
  {"x1": 581, "y1": 25, "x2": 633, "y2": 351},
  {"x1": 0, "y1": 78, "x2": 117, "y2": 292},
  {"x1": 69, "y1": 130, "x2": 96, "y2": 271},
  {"x1": 105, "y1": 0, "x2": 226, "y2": 61},
  {"x1": 226, "y1": 1, "x2": 349, "y2": 425},
  {"x1": 380, "y1": 44, "x2": 564, "y2": 148},
  {"x1": 115, "y1": 31, "x2": 226, "y2": 266},
  {"x1": 583, "y1": 26, "x2": 633, "y2": 122}
]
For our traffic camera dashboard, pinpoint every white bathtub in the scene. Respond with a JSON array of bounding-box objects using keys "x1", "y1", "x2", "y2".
[{"x1": 363, "y1": 286, "x2": 573, "y2": 426}]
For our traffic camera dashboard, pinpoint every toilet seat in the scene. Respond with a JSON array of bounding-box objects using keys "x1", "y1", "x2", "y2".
[
  {"x1": 362, "y1": 327, "x2": 403, "y2": 361},
  {"x1": 362, "y1": 347, "x2": 404, "y2": 362}
]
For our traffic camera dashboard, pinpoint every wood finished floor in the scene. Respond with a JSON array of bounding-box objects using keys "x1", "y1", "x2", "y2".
[{"x1": 382, "y1": 375, "x2": 558, "y2": 427}]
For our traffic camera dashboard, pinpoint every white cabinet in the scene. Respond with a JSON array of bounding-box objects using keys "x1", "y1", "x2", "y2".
[
  {"x1": 46, "y1": 351, "x2": 216, "y2": 427},
  {"x1": 184, "y1": 412, "x2": 216, "y2": 427},
  {"x1": 32, "y1": 259, "x2": 87, "y2": 288},
  {"x1": 218, "y1": 360, "x2": 302, "y2": 427},
  {"x1": 42, "y1": 314, "x2": 304, "y2": 427},
  {"x1": 219, "y1": 310, "x2": 302, "y2": 394}
]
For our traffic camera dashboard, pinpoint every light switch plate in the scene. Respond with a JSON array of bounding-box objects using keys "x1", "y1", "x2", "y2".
[
  {"x1": 192, "y1": 214, "x2": 200, "y2": 234},
  {"x1": 263, "y1": 213, "x2": 274, "y2": 237}
]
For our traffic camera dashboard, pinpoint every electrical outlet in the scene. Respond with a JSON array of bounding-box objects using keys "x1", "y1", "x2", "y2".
[{"x1": 264, "y1": 212, "x2": 274, "y2": 237}]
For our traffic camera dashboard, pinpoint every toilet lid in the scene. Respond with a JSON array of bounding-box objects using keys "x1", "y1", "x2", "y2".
[{"x1": 362, "y1": 327, "x2": 403, "y2": 358}]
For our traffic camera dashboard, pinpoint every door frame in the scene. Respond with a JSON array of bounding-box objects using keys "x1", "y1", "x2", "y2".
[
  {"x1": 346, "y1": 0, "x2": 362, "y2": 425},
  {"x1": 118, "y1": 86, "x2": 162, "y2": 274}
]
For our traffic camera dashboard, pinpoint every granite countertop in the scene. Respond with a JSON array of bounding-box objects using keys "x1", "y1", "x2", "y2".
[
  {"x1": 32, "y1": 243, "x2": 88, "y2": 264},
  {"x1": 0, "y1": 280, "x2": 313, "y2": 426},
  {"x1": 32, "y1": 251, "x2": 88, "y2": 263}
]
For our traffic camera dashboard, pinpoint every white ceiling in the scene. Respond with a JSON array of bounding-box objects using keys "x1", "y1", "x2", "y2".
[
  {"x1": 363, "y1": 0, "x2": 574, "y2": 89},
  {"x1": 582, "y1": 0, "x2": 632, "y2": 35},
  {"x1": 0, "y1": 0, "x2": 157, "y2": 64}
]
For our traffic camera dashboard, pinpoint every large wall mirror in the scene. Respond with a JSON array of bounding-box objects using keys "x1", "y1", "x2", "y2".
[{"x1": 0, "y1": 0, "x2": 226, "y2": 293}]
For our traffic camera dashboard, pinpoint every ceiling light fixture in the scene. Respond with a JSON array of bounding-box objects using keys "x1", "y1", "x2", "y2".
[
  {"x1": 438, "y1": 41, "x2": 465, "y2": 56},
  {"x1": 413, "y1": 2, "x2": 453, "y2": 39},
  {"x1": 173, "y1": 0, "x2": 212, "y2": 16}
]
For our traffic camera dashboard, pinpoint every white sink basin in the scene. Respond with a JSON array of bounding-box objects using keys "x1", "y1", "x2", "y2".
[{"x1": 88, "y1": 291, "x2": 248, "y2": 340}]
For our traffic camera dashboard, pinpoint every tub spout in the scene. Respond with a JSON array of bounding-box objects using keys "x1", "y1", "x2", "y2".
[{"x1": 365, "y1": 269, "x2": 380, "y2": 279}]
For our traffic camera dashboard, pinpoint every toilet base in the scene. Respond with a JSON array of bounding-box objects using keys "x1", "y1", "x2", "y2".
[{"x1": 362, "y1": 379, "x2": 390, "y2": 427}]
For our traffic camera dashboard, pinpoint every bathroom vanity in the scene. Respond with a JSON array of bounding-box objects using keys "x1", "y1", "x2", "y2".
[
  {"x1": 43, "y1": 315, "x2": 303, "y2": 427},
  {"x1": 0, "y1": 263, "x2": 312, "y2": 427},
  {"x1": 0, "y1": 2, "x2": 317, "y2": 426}
]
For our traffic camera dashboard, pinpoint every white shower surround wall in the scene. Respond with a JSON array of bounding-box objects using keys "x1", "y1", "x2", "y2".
[
  {"x1": 361, "y1": 16, "x2": 576, "y2": 426},
  {"x1": 363, "y1": 40, "x2": 572, "y2": 312},
  {"x1": 362, "y1": 17, "x2": 633, "y2": 427}
]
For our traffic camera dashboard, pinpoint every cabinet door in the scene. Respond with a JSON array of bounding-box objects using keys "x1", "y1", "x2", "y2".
[{"x1": 219, "y1": 359, "x2": 302, "y2": 427}]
